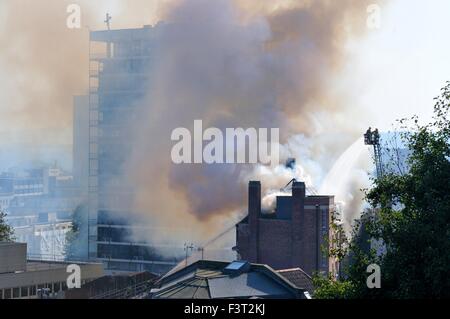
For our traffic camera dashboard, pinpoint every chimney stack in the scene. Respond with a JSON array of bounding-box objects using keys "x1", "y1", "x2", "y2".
[
  {"x1": 248, "y1": 181, "x2": 261, "y2": 263},
  {"x1": 291, "y1": 181, "x2": 306, "y2": 268}
]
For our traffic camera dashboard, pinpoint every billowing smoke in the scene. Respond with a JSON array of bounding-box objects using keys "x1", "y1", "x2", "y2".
[
  {"x1": 126, "y1": 0, "x2": 378, "y2": 247},
  {"x1": 1, "y1": 0, "x2": 379, "y2": 252},
  {"x1": 0, "y1": 0, "x2": 167, "y2": 159}
]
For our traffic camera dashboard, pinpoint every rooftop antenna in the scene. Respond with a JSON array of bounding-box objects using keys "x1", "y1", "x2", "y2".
[
  {"x1": 104, "y1": 13, "x2": 113, "y2": 58},
  {"x1": 183, "y1": 243, "x2": 194, "y2": 266},
  {"x1": 197, "y1": 247, "x2": 205, "y2": 260},
  {"x1": 104, "y1": 13, "x2": 112, "y2": 30}
]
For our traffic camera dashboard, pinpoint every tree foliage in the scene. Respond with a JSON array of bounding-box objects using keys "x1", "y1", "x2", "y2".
[
  {"x1": 0, "y1": 210, "x2": 15, "y2": 242},
  {"x1": 65, "y1": 203, "x2": 88, "y2": 260},
  {"x1": 312, "y1": 274, "x2": 355, "y2": 299},
  {"x1": 314, "y1": 82, "x2": 450, "y2": 299}
]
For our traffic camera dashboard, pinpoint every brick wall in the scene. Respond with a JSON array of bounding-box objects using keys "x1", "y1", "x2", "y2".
[
  {"x1": 236, "y1": 181, "x2": 334, "y2": 276},
  {"x1": 258, "y1": 219, "x2": 292, "y2": 270}
]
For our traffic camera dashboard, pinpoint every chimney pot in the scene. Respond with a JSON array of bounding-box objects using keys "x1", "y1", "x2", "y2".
[{"x1": 248, "y1": 181, "x2": 261, "y2": 263}]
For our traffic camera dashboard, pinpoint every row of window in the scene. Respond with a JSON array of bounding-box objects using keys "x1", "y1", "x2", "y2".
[
  {"x1": 0, "y1": 199, "x2": 10, "y2": 206},
  {"x1": 13, "y1": 189, "x2": 44, "y2": 195},
  {"x1": 97, "y1": 108, "x2": 140, "y2": 125},
  {"x1": 0, "y1": 281, "x2": 87, "y2": 299},
  {"x1": 97, "y1": 210, "x2": 130, "y2": 225},
  {"x1": 97, "y1": 243, "x2": 182, "y2": 263},
  {"x1": 320, "y1": 209, "x2": 329, "y2": 269},
  {"x1": 98, "y1": 92, "x2": 146, "y2": 108},
  {"x1": 114, "y1": 41, "x2": 154, "y2": 58},
  {"x1": 105, "y1": 260, "x2": 175, "y2": 275},
  {"x1": 98, "y1": 73, "x2": 150, "y2": 92},
  {"x1": 98, "y1": 226, "x2": 132, "y2": 242}
]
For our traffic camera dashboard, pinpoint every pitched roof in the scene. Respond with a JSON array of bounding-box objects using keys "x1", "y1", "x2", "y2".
[
  {"x1": 151, "y1": 260, "x2": 308, "y2": 299},
  {"x1": 277, "y1": 268, "x2": 314, "y2": 292},
  {"x1": 153, "y1": 276, "x2": 211, "y2": 299},
  {"x1": 208, "y1": 272, "x2": 293, "y2": 299}
]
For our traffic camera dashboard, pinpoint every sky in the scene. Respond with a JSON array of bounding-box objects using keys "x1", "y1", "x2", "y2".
[
  {"x1": 347, "y1": 0, "x2": 450, "y2": 130},
  {"x1": 1, "y1": 0, "x2": 449, "y2": 144}
]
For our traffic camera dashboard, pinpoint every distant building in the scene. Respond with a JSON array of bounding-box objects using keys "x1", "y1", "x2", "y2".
[
  {"x1": 235, "y1": 181, "x2": 338, "y2": 276},
  {"x1": 0, "y1": 242, "x2": 103, "y2": 299},
  {"x1": 0, "y1": 194, "x2": 13, "y2": 211},
  {"x1": 150, "y1": 260, "x2": 311, "y2": 299},
  {"x1": 0, "y1": 170, "x2": 44, "y2": 198},
  {"x1": 12, "y1": 221, "x2": 72, "y2": 260},
  {"x1": 0, "y1": 167, "x2": 80, "y2": 211},
  {"x1": 87, "y1": 25, "x2": 179, "y2": 274},
  {"x1": 0, "y1": 167, "x2": 83, "y2": 259},
  {"x1": 65, "y1": 271, "x2": 158, "y2": 299}
]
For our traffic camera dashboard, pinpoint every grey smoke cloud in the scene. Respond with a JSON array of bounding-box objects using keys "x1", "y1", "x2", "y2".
[
  {"x1": 0, "y1": 0, "x2": 379, "y2": 248},
  {"x1": 125, "y1": 0, "x2": 378, "y2": 246}
]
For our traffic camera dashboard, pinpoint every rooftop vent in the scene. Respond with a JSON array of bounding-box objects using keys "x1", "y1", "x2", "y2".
[{"x1": 223, "y1": 261, "x2": 251, "y2": 276}]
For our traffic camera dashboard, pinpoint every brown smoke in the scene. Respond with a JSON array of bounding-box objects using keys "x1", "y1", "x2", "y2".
[
  {"x1": 126, "y1": 0, "x2": 378, "y2": 246},
  {"x1": 1, "y1": 0, "x2": 380, "y2": 248},
  {"x1": 1, "y1": 0, "x2": 86, "y2": 134},
  {"x1": 0, "y1": 0, "x2": 167, "y2": 141}
]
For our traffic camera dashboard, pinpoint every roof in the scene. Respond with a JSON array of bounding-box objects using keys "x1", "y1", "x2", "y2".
[
  {"x1": 150, "y1": 260, "x2": 308, "y2": 299},
  {"x1": 25, "y1": 260, "x2": 104, "y2": 272},
  {"x1": 208, "y1": 272, "x2": 293, "y2": 299},
  {"x1": 90, "y1": 23, "x2": 166, "y2": 42},
  {"x1": 277, "y1": 268, "x2": 314, "y2": 292},
  {"x1": 65, "y1": 271, "x2": 158, "y2": 299},
  {"x1": 152, "y1": 276, "x2": 211, "y2": 299}
]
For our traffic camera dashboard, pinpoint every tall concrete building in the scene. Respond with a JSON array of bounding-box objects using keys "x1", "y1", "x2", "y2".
[
  {"x1": 73, "y1": 95, "x2": 90, "y2": 196},
  {"x1": 236, "y1": 181, "x2": 338, "y2": 276},
  {"x1": 87, "y1": 25, "x2": 179, "y2": 274}
]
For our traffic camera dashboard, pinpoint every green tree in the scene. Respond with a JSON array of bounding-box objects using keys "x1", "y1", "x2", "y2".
[
  {"x1": 312, "y1": 274, "x2": 355, "y2": 299},
  {"x1": 0, "y1": 210, "x2": 15, "y2": 242},
  {"x1": 314, "y1": 82, "x2": 450, "y2": 299},
  {"x1": 65, "y1": 203, "x2": 88, "y2": 260}
]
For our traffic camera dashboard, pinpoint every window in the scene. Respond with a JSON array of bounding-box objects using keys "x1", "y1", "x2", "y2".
[
  {"x1": 90, "y1": 143, "x2": 98, "y2": 154},
  {"x1": 21, "y1": 287, "x2": 29, "y2": 298},
  {"x1": 90, "y1": 127, "x2": 98, "y2": 138},
  {"x1": 30, "y1": 285, "x2": 36, "y2": 296},
  {"x1": 90, "y1": 110, "x2": 99, "y2": 122},
  {"x1": 53, "y1": 282, "x2": 61, "y2": 293},
  {"x1": 4, "y1": 288, "x2": 11, "y2": 299},
  {"x1": 0, "y1": 289, "x2": 3, "y2": 299},
  {"x1": 133, "y1": 41, "x2": 142, "y2": 56},
  {"x1": 37, "y1": 284, "x2": 45, "y2": 293},
  {"x1": 90, "y1": 160, "x2": 98, "y2": 171},
  {"x1": 321, "y1": 209, "x2": 327, "y2": 230},
  {"x1": 13, "y1": 288, "x2": 20, "y2": 299},
  {"x1": 46, "y1": 283, "x2": 53, "y2": 293}
]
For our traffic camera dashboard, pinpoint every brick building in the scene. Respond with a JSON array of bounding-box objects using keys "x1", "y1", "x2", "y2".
[{"x1": 236, "y1": 181, "x2": 338, "y2": 276}]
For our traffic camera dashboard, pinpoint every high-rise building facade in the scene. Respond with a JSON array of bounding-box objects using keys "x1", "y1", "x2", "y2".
[
  {"x1": 88, "y1": 25, "x2": 179, "y2": 274},
  {"x1": 73, "y1": 95, "x2": 90, "y2": 196}
]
